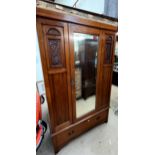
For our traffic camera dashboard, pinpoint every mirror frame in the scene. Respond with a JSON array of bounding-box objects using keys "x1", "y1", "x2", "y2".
[{"x1": 69, "y1": 23, "x2": 104, "y2": 122}]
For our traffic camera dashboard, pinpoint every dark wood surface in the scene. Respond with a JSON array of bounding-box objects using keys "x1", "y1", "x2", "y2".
[{"x1": 36, "y1": 6, "x2": 117, "y2": 153}]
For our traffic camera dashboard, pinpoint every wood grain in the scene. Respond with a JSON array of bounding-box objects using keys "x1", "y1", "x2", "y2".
[
  {"x1": 36, "y1": 7, "x2": 117, "y2": 153},
  {"x1": 36, "y1": 7, "x2": 117, "y2": 32}
]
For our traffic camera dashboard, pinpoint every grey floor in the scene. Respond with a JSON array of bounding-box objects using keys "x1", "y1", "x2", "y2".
[{"x1": 37, "y1": 85, "x2": 118, "y2": 155}]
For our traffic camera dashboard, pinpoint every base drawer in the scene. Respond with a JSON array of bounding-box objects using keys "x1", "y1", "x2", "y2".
[{"x1": 52, "y1": 109, "x2": 109, "y2": 150}]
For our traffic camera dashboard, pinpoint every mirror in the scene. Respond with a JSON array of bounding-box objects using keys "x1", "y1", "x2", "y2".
[{"x1": 73, "y1": 33, "x2": 99, "y2": 118}]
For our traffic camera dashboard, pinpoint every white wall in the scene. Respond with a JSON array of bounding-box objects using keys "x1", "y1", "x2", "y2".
[
  {"x1": 36, "y1": 33, "x2": 43, "y2": 82},
  {"x1": 55, "y1": 0, "x2": 105, "y2": 14},
  {"x1": 55, "y1": 0, "x2": 75, "y2": 7}
]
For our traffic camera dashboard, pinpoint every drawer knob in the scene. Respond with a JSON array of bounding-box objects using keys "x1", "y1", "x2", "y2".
[
  {"x1": 68, "y1": 130, "x2": 74, "y2": 136},
  {"x1": 96, "y1": 116, "x2": 101, "y2": 120},
  {"x1": 68, "y1": 132, "x2": 72, "y2": 136},
  {"x1": 87, "y1": 119, "x2": 90, "y2": 122}
]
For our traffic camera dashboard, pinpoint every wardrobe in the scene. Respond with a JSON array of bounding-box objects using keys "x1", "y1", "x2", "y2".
[{"x1": 36, "y1": 1, "x2": 117, "y2": 153}]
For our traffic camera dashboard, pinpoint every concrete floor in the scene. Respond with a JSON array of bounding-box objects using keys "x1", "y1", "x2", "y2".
[{"x1": 37, "y1": 85, "x2": 118, "y2": 155}]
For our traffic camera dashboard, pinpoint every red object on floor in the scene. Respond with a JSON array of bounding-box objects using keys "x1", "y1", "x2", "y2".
[
  {"x1": 36, "y1": 91, "x2": 41, "y2": 127},
  {"x1": 36, "y1": 91, "x2": 47, "y2": 151}
]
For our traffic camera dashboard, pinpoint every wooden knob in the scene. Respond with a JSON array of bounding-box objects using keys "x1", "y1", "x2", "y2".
[
  {"x1": 96, "y1": 116, "x2": 101, "y2": 120},
  {"x1": 68, "y1": 132, "x2": 72, "y2": 136}
]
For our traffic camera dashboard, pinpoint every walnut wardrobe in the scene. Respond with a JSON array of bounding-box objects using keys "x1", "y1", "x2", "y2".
[{"x1": 36, "y1": 1, "x2": 117, "y2": 153}]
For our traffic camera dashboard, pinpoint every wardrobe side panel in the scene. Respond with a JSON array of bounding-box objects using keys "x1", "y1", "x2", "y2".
[
  {"x1": 97, "y1": 33, "x2": 116, "y2": 109},
  {"x1": 37, "y1": 18, "x2": 72, "y2": 132}
]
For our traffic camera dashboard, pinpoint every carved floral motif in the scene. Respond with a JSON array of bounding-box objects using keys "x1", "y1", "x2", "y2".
[
  {"x1": 105, "y1": 36, "x2": 113, "y2": 63},
  {"x1": 48, "y1": 39, "x2": 61, "y2": 66}
]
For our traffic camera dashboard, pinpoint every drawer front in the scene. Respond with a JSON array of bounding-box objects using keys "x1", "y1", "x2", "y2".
[
  {"x1": 54, "y1": 128, "x2": 75, "y2": 147},
  {"x1": 53, "y1": 109, "x2": 108, "y2": 147}
]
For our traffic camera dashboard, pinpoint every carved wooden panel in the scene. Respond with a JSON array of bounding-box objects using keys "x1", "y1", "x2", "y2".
[
  {"x1": 48, "y1": 39, "x2": 62, "y2": 66},
  {"x1": 104, "y1": 35, "x2": 113, "y2": 64},
  {"x1": 43, "y1": 25, "x2": 65, "y2": 68}
]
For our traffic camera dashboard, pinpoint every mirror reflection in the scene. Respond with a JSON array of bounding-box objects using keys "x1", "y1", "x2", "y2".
[{"x1": 73, "y1": 33, "x2": 99, "y2": 118}]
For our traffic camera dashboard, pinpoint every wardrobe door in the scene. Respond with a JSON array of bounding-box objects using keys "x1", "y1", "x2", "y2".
[
  {"x1": 97, "y1": 33, "x2": 116, "y2": 109},
  {"x1": 37, "y1": 18, "x2": 72, "y2": 132},
  {"x1": 69, "y1": 24, "x2": 103, "y2": 121}
]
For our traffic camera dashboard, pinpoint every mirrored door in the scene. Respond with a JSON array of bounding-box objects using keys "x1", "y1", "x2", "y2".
[{"x1": 69, "y1": 24, "x2": 102, "y2": 120}]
